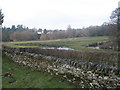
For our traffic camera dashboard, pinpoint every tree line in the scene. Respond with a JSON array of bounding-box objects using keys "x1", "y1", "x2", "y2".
[
  {"x1": 40, "y1": 24, "x2": 114, "y2": 40},
  {"x1": 0, "y1": 8, "x2": 118, "y2": 42},
  {"x1": 2, "y1": 25, "x2": 38, "y2": 41},
  {"x1": 1, "y1": 23, "x2": 117, "y2": 42}
]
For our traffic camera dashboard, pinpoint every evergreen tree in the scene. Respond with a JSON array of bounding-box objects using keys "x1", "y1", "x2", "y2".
[{"x1": 0, "y1": 9, "x2": 4, "y2": 25}]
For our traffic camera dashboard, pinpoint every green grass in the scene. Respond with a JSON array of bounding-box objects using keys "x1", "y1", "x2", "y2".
[
  {"x1": 0, "y1": 54, "x2": 2, "y2": 89},
  {"x1": 66, "y1": 37, "x2": 109, "y2": 50},
  {"x1": 2, "y1": 56, "x2": 76, "y2": 88},
  {"x1": 3, "y1": 36, "x2": 109, "y2": 51}
]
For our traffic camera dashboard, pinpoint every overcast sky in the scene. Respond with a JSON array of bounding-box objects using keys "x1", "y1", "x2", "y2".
[{"x1": 0, "y1": 0, "x2": 119, "y2": 30}]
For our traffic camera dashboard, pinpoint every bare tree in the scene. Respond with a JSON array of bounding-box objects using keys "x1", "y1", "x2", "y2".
[
  {"x1": 67, "y1": 25, "x2": 72, "y2": 30},
  {"x1": 40, "y1": 33, "x2": 49, "y2": 40},
  {"x1": 110, "y1": 5, "x2": 120, "y2": 74},
  {"x1": 10, "y1": 30, "x2": 37, "y2": 41},
  {"x1": 109, "y1": 8, "x2": 120, "y2": 50}
]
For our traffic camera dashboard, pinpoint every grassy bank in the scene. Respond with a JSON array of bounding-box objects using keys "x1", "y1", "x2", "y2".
[
  {"x1": 3, "y1": 36, "x2": 109, "y2": 51},
  {"x1": 2, "y1": 56, "x2": 76, "y2": 88}
]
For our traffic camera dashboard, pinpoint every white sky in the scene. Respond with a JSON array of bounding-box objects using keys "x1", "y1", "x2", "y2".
[{"x1": 0, "y1": 0, "x2": 119, "y2": 30}]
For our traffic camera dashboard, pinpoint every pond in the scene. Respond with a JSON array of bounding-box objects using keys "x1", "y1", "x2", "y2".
[
  {"x1": 42, "y1": 47, "x2": 74, "y2": 50},
  {"x1": 87, "y1": 46, "x2": 100, "y2": 49}
]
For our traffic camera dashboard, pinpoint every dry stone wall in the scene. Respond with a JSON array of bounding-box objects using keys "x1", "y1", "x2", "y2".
[{"x1": 2, "y1": 45, "x2": 120, "y2": 88}]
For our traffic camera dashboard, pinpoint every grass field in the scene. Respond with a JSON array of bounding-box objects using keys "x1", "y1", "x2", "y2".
[
  {"x1": 3, "y1": 36, "x2": 109, "y2": 51},
  {"x1": 2, "y1": 56, "x2": 76, "y2": 88},
  {"x1": 0, "y1": 56, "x2": 1, "y2": 74},
  {"x1": 2, "y1": 36, "x2": 110, "y2": 88}
]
